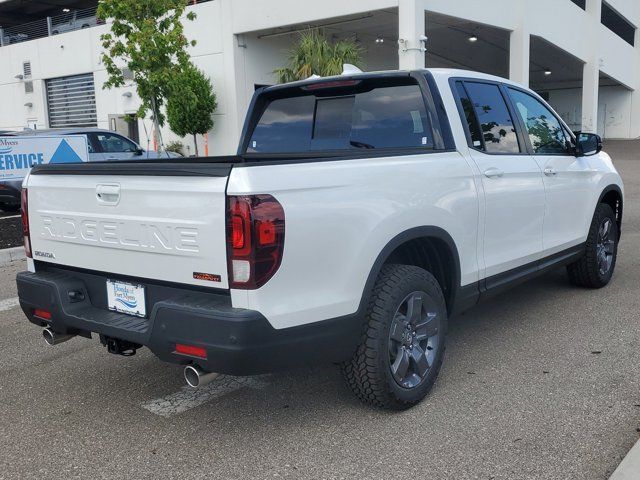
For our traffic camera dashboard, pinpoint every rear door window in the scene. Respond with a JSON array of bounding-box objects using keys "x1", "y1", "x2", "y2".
[
  {"x1": 461, "y1": 82, "x2": 521, "y2": 154},
  {"x1": 454, "y1": 82, "x2": 483, "y2": 149},
  {"x1": 247, "y1": 81, "x2": 433, "y2": 153}
]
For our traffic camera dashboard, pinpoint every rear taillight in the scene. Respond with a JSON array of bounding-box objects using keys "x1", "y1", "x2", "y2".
[
  {"x1": 20, "y1": 188, "x2": 31, "y2": 258},
  {"x1": 226, "y1": 195, "x2": 285, "y2": 289}
]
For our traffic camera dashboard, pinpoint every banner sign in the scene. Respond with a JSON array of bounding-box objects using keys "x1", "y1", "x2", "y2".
[{"x1": 0, "y1": 135, "x2": 89, "y2": 180}]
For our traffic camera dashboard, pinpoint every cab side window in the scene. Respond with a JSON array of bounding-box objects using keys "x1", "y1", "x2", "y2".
[
  {"x1": 96, "y1": 133, "x2": 138, "y2": 153},
  {"x1": 461, "y1": 81, "x2": 521, "y2": 154},
  {"x1": 507, "y1": 88, "x2": 571, "y2": 155}
]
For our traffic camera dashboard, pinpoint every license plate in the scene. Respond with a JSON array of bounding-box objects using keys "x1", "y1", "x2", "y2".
[{"x1": 106, "y1": 280, "x2": 146, "y2": 318}]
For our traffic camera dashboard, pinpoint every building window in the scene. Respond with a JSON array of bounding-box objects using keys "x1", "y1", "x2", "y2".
[
  {"x1": 569, "y1": 0, "x2": 585, "y2": 10},
  {"x1": 601, "y1": 2, "x2": 636, "y2": 46},
  {"x1": 46, "y1": 73, "x2": 97, "y2": 128}
]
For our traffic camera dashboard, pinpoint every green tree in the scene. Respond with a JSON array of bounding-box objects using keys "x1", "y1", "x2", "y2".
[
  {"x1": 275, "y1": 30, "x2": 364, "y2": 83},
  {"x1": 166, "y1": 65, "x2": 217, "y2": 156},
  {"x1": 97, "y1": 0, "x2": 197, "y2": 150}
]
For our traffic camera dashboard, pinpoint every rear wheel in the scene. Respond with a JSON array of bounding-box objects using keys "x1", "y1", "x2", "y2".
[
  {"x1": 341, "y1": 264, "x2": 447, "y2": 410},
  {"x1": 567, "y1": 203, "x2": 619, "y2": 288}
]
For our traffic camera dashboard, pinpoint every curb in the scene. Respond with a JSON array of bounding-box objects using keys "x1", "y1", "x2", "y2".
[
  {"x1": 0, "y1": 247, "x2": 25, "y2": 267},
  {"x1": 610, "y1": 438, "x2": 640, "y2": 479}
]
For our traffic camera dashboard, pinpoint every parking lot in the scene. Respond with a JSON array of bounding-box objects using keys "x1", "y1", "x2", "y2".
[
  {"x1": 0, "y1": 140, "x2": 638, "y2": 479},
  {"x1": 0, "y1": 213, "x2": 20, "y2": 249}
]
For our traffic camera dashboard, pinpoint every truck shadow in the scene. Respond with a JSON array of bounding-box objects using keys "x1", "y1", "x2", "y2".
[{"x1": 126, "y1": 267, "x2": 587, "y2": 425}]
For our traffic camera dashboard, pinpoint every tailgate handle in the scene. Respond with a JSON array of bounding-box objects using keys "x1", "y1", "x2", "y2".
[{"x1": 96, "y1": 184, "x2": 120, "y2": 205}]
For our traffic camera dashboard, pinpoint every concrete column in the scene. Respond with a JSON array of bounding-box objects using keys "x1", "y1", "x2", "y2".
[
  {"x1": 509, "y1": 26, "x2": 529, "y2": 87},
  {"x1": 398, "y1": 0, "x2": 426, "y2": 70},
  {"x1": 628, "y1": 5, "x2": 640, "y2": 138},
  {"x1": 582, "y1": 61, "x2": 600, "y2": 133},
  {"x1": 220, "y1": 0, "x2": 247, "y2": 153},
  {"x1": 581, "y1": 0, "x2": 602, "y2": 133}
]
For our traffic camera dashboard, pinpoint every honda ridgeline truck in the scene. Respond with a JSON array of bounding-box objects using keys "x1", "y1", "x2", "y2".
[{"x1": 16, "y1": 69, "x2": 623, "y2": 409}]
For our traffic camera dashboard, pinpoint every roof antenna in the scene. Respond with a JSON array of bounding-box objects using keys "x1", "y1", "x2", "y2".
[{"x1": 342, "y1": 63, "x2": 363, "y2": 75}]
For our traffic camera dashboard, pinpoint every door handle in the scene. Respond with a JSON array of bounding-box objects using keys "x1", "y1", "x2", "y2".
[
  {"x1": 96, "y1": 184, "x2": 120, "y2": 205},
  {"x1": 543, "y1": 167, "x2": 557, "y2": 176},
  {"x1": 483, "y1": 168, "x2": 504, "y2": 178}
]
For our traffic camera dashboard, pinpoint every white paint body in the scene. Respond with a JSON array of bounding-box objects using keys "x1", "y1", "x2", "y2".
[{"x1": 24, "y1": 69, "x2": 624, "y2": 330}]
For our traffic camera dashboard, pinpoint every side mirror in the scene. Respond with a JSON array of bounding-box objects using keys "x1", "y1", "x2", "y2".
[
  {"x1": 134, "y1": 147, "x2": 144, "y2": 156},
  {"x1": 575, "y1": 132, "x2": 602, "y2": 157}
]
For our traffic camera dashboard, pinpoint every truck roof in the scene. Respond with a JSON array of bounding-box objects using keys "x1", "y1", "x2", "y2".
[{"x1": 265, "y1": 68, "x2": 525, "y2": 92}]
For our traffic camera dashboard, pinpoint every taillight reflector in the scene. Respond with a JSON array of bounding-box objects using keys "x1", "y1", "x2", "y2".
[
  {"x1": 21, "y1": 188, "x2": 32, "y2": 258},
  {"x1": 175, "y1": 343, "x2": 207, "y2": 359},
  {"x1": 226, "y1": 195, "x2": 285, "y2": 289},
  {"x1": 256, "y1": 220, "x2": 276, "y2": 246},
  {"x1": 34, "y1": 309, "x2": 52, "y2": 320}
]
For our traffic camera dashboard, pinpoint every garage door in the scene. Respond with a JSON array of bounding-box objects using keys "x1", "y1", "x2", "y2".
[{"x1": 46, "y1": 73, "x2": 97, "y2": 128}]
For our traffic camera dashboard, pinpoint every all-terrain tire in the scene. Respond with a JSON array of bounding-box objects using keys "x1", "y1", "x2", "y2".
[
  {"x1": 567, "y1": 203, "x2": 619, "y2": 288},
  {"x1": 341, "y1": 264, "x2": 447, "y2": 410}
]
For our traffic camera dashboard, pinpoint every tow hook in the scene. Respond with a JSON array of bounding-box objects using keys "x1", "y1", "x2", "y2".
[{"x1": 100, "y1": 335, "x2": 141, "y2": 356}]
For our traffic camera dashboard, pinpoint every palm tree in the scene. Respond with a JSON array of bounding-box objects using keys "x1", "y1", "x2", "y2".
[{"x1": 275, "y1": 30, "x2": 364, "y2": 83}]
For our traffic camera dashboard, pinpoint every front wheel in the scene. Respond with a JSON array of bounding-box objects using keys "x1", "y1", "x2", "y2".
[
  {"x1": 341, "y1": 264, "x2": 447, "y2": 410},
  {"x1": 567, "y1": 203, "x2": 619, "y2": 288}
]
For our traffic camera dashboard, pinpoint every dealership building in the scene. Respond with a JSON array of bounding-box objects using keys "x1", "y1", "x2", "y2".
[{"x1": 0, "y1": 0, "x2": 638, "y2": 155}]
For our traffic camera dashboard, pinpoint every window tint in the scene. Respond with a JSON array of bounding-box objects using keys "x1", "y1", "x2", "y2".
[
  {"x1": 507, "y1": 88, "x2": 571, "y2": 155},
  {"x1": 463, "y1": 82, "x2": 520, "y2": 154},
  {"x1": 84, "y1": 134, "x2": 96, "y2": 153},
  {"x1": 249, "y1": 96, "x2": 315, "y2": 153},
  {"x1": 247, "y1": 83, "x2": 433, "y2": 153},
  {"x1": 455, "y1": 82, "x2": 483, "y2": 149},
  {"x1": 313, "y1": 96, "x2": 355, "y2": 143},
  {"x1": 348, "y1": 85, "x2": 431, "y2": 149},
  {"x1": 96, "y1": 133, "x2": 137, "y2": 153}
]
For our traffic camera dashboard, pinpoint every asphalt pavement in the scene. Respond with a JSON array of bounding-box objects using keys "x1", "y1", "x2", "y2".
[
  {"x1": 0, "y1": 216, "x2": 21, "y2": 249},
  {"x1": 0, "y1": 141, "x2": 639, "y2": 479}
]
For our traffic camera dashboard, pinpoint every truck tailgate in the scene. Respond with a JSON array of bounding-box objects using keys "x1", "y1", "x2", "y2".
[{"x1": 26, "y1": 170, "x2": 230, "y2": 289}]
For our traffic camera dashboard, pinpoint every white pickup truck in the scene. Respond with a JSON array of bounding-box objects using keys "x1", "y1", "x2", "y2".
[{"x1": 16, "y1": 69, "x2": 623, "y2": 409}]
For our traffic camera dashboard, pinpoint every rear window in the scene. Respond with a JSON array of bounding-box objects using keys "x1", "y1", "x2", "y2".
[{"x1": 246, "y1": 81, "x2": 433, "y2": 154}]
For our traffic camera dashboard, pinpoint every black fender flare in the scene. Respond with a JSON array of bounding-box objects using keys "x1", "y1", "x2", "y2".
[
  {"x1": 597, "y1": 184, "x2": 623, "y2": 235},
  {"x1": 356, "y1": 226, "x2": 463, "y2": 316}
]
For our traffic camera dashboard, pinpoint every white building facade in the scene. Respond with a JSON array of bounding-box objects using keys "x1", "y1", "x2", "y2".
[{"x1": 0, "y1": 0, "x2": 638, "y2": 155}]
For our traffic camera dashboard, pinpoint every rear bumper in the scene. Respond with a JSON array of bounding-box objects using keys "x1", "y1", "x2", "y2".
[{"x1": 16, "y1": 265, "x2": 361, "y2": 375}]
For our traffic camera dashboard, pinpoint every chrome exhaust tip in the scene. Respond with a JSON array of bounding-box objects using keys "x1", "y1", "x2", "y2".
[
  {"x1": 42, "y1": 328, "x2": 74, "y2": 346},
  {"x1": 184, "y1": 365, "x2": 219, "y2": 388}
]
